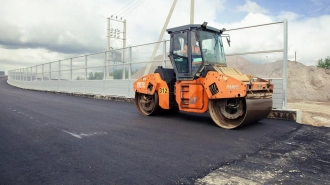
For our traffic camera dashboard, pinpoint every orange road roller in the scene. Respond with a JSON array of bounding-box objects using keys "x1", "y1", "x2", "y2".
[{"x1": 133, "y1": 22, "x2": 274, "y2": 129}]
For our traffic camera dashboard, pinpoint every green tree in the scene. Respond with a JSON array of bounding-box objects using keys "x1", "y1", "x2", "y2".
[
  {"x1": 87, "y1": 72, "x2": 104, "y2": 80},
  {"x1": 317, "y1": 56, "x2": 330, "y2": 69},
  {"x1": 94, "y1": 72, "x2": 104, "y2": 80},
  {"x1": 88, "y1": 72, "x2": 94, "y2": 80},
  {"x1": 111, "y1": 68, "x2": 128, "y2": 79}
]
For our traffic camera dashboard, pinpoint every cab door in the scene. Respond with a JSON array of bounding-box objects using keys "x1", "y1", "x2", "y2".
[{"x1": 169, "y1": 31, "x2": 194, "y2": 80}]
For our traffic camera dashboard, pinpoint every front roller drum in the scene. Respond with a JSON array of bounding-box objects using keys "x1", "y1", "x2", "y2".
[
  {"x1": 209, "y1": 98, "x2": 272, "y2": 129},
  {"x1": 135, "y1": 92, "x2": 161, "y2": 116}
]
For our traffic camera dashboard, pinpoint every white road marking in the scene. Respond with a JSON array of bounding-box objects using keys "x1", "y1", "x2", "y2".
[
  {"x1": 9, "y1": 108, "x2": 42, "y2": 124},
  {"x1": 62, "y1": 130, "x2": 108, "y2": 139},
  {"x1": 62, "y1": 130, "x2": 82, "y2": 139}
]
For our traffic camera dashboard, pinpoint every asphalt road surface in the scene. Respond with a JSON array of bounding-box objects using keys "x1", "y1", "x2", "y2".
[{"x1": 1, "y1": 77, "x2": 329, "y2": 185}]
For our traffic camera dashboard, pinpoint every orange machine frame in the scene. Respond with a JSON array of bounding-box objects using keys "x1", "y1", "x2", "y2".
[{"x1": 134, "y1": 72, "x2": 273, "y2": 114}]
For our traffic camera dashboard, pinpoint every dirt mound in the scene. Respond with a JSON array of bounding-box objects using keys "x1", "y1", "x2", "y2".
[
  {"x1": 226, "y1": 56, "x2": 283, "y2": 78},
  {"x1": 226, "y1": 56, "x2": 330, "y2": 102}
]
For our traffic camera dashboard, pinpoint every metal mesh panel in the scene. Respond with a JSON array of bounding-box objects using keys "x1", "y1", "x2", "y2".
[
  {"x1": 72, "y1": 69, "x2": 85, "y2": 80},
  {"x1": 51, "y1": 61, "x2": 60, "y2": 72},
  {"x1": 72, "y1": 56, "x2": 86, "y2": 69},
  {"x1": 87, "y1": 67, "x2": 104, "y2": 80},
  {"x1": 87, "y1": 52, "x2": 105, "y2": 68},
  {"x1": 61, "y1": 59, "x2": 71, "y2": 70}
]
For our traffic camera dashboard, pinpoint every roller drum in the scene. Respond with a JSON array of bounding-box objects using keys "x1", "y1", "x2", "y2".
[{"x1": 209, "y1": 98, "x2": 273, "y2": 129}]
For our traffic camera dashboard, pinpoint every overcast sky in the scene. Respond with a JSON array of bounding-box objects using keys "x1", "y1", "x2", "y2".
[{"x1": 1, "y1": 0, "x2": 330, "y2": 73}]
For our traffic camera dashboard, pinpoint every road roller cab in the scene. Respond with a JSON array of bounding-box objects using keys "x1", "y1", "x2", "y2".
[{"x1": 133, "y1": 22, "x2": 274, "y2": 129}]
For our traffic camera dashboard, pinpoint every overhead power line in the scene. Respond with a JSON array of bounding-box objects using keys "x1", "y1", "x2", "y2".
[
  {"x1": 112, "y1": 0, "x2": 136, "y2": 16},
  {"x1": 120, "y1": 0, "x2": 146, "y2": 17}
]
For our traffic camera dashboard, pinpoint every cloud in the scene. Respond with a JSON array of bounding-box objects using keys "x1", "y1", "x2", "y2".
[
  {"x1": 237, "y1": 0, "x2": 269, "y2": 14},
  {"x1": 0, "y1": 0, "x2": 110, "y2": 55},
  {"x1": 287, "y1": 15, "x2": 330, "y2": 65},
  {"x1": 0, "y1": 0, "x2": 226, "y2": 73},
  {"x1": 0, "y1": 47, "x2": 73, "y2": 72},
  {"x1": 0, "y1": 0, "x2": 330, "y2": 75},
  {"x1": 216, "y1": 12, "x2": 330, "y2": 66},
  {"x1": 277, "y1": 11, "x2": 301, "y2": 21}
]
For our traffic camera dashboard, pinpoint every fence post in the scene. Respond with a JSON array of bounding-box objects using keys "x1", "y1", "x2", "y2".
[
  {"x1": 58, "y1": 60, "x2": 61, "y2": 91},
  {"x1": 282, "y1": 19, "x2": 288, "y2": 109},
  {"x1": 49, "y1": 63, "x2": 51, "y2": 81},
  {"x1": 104, "y1": 52, "x2": 107, "y2": 80},
  {"x1": 128, "y1": 47, "x2": 132, "y2": 97},
  {"x1": 122, "y1": 49, "x2": 126, "y2": 80},
  {"x1": 85, "y1": 55, "x2": 87, "y2": 93},
  {"x1": 34, "y1": 66, "x2": 37, "y2": 88},
  {"x1": 31, "y1": 67, "x2": 33, "y2": 82},
  {"x1": 129, "y1": 47, "x2": 132, "y2": 80},
  {"x1": 35, "y1": 66, "x2": 37, "y2": 89},
  {"x1": 103, "y1": 52, "x2": 106, "y2": 95},
  {"x1": 163, "y1": 39, "x2": 166, "y2": 68},
  {"x1": 70, "y1": 58, "x2": 72, "y2": 80}
]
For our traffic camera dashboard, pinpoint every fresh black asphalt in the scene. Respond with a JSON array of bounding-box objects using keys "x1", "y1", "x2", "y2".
[{"x1": 0, "y1": 77, "x2": 329, "y2": 185}]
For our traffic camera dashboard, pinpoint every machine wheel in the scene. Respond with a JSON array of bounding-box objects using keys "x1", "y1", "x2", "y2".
[{"x1": 135, "y1": 92, "x2": 161, "y2": 116}]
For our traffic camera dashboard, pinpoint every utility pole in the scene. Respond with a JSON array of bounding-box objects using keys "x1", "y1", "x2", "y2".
[{"x1": 107, "y1": 16, "x2": 126, "y2": 79}]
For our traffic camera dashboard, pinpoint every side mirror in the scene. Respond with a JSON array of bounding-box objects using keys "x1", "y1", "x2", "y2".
[{"x1": 221, "y1": 34, "x2": 231, "y2": 47}]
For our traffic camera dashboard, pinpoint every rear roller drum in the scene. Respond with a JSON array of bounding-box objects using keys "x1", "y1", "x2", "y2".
[{"x1": 135, "y1": 92, "x2": 161, "y2": 116}]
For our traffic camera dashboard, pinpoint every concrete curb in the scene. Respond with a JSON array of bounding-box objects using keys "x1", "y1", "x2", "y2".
[{"x1": 268, "y1": 109, "x2": 302, "y2": 123}]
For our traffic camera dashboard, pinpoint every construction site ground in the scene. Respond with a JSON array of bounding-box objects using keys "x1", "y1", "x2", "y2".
[
  {"x1": 195, "y1": 122, "x2": 330, "y2": 185},
  {"x1": 195, "y1": 101, "x2": 330, "y2": 185},
  {"x1": 287, "y1": 101, "x2": 330, "y2": 128},
  {"x1": 195, "y1": 90, "x2": 330, "y2": 184}
]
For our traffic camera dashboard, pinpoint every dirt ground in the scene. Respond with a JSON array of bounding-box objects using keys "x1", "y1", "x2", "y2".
[{"x1": 287, "y1": 101, "x2": 330, "y2": 128}]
